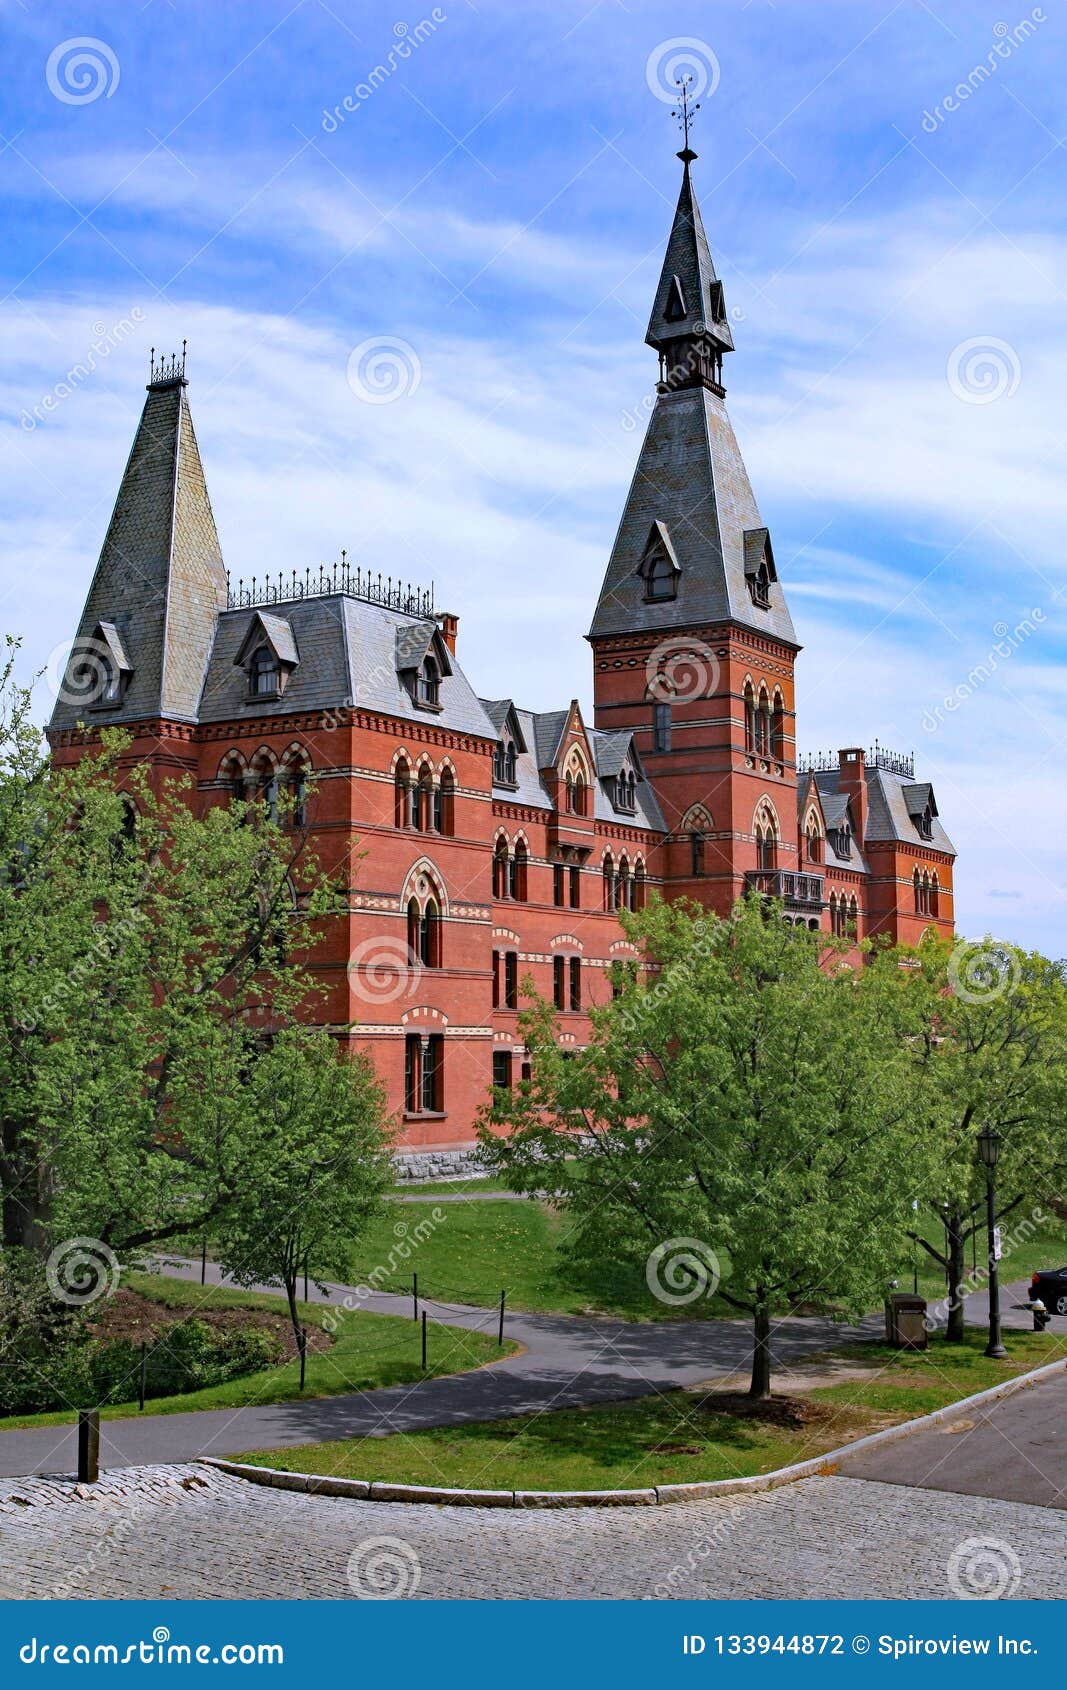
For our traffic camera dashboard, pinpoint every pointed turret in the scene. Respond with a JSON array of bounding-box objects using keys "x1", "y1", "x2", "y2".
[
  {"x1": 589, "y1": 150, "x2": 795, "y2": 648},
  {"x1": 50, "y1": 351, "x2": 228, "y2": 730}
]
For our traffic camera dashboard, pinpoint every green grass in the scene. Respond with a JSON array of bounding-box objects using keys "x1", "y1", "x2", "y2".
[
  {"x1": 244, "y1": 1327, "x2": 1065, "y2": 1493},
  {"x1": 0, "y1": 1272, "x2": 516, "y2": 1430},
  {"x1": 390, "y1": 1177, "x2": 512, "y2": 1197},
  {"x1": 349, "y1": 1198, "x2": 1066, "y2": 1324}
]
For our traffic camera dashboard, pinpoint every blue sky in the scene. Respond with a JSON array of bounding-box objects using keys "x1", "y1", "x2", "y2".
[{"x1": 2, "y1": 0, "x2": 1065, "y2": 950}]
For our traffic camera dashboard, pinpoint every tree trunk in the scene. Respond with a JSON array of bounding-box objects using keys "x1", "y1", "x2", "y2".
[
  {"x1": 945, "y1": 1207, "x2": 967, "y2": 1343},
  {"x1": 1, "y1": 1119, "x2": 51, "y2": 1255},
  {"x1": 749, "y1": 1299, "x2": 772, "y2": 1398},
  {"x1": 284, "y1": 1271, "x2": 302, "y2": 1354}
]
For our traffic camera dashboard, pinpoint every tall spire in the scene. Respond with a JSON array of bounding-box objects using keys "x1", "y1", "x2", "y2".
[
  {"x1": 588, "y1": 116, "x2": 794, "y2": 649},
  {"x1": 50, "y1": 351, "x2": 228, "y2": 731},
  {"x1": 646, "y1": 78, "x2": 733, "y2": 391}
]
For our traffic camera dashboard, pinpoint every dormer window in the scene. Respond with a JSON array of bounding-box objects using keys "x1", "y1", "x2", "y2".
[
  {"x1": 249, "y1": 645, "x2": 279, "y2": 698},
  {"x1": 645, "y1": 549, "x2": 677, "y2": 603},
  {"x1": 414, "y1": 654, "x2": 440, "y2": 709},
  {"x1": 829, "y1": 824, "x2": 852, "y2": 860},
  {"x1": 918, "y1": 804, "x2": 933, "y2": 841},
  {"x1": 638, "y1": 521, "x2": 681, "y2": 604},
  {"x1": 493, "y1": 739, "x2": 518, "y2": 787},
  {"x1": 79, "y1": 622, "x2": 133, "y2": 711},
  {"x1": 749, "y1": 556, "x2": 771, "y2": 608},
  {"x1": 612, "y1": 770, "x2": 637, "y2": 814}
]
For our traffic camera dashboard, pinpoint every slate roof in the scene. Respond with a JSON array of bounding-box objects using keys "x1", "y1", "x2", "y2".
[
  {"x1": 199, "y1": 595, "x2": 496, "y2": 738},
  {"x1": 50, "y1": 378, "x2": 228, "y2": 731},
  {"x1": 589, "y1": 385, "x2": 797, "y2": 646},
  {"x1": 646, "y1": 160, "x2": 733, "y2": 354},
  {"x1": 479, "y1": 703, "x2": 665, "y2": 833},
  {"x1": 814, "y1": 767, "x2": 955, "y2": 856}
]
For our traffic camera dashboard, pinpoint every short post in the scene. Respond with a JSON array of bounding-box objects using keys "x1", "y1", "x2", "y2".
[
  {"x1": 298, "y1": 1327, "x2": 307, "y2": 1392},
  {"x1": 200, "y1": 1239, "x2": 207, "y2": 1286},
  {"x1": 77, "y1": 1409, "x2": 100, "y2": 1483},
  {"x1": 421, "y1": 1309, "x2": 427, "y2": 1372},
  {"x1": 138, "y1": 1342, "x2": 148, "y2": 1412},
  {"x1": 413, "y1": 1271, "x2": 419, "y2": 1322},
  {"x1": 498, "y1": 1288, "x2": 506, "y2": 1346}
]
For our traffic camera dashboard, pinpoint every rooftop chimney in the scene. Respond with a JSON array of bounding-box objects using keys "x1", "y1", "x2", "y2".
[
  {"x1": 436, "y1": 611, "x2": 459, "y2": 655},
  {"x1": 838, "y1": 748, "x2": 868, "y2": 844}
]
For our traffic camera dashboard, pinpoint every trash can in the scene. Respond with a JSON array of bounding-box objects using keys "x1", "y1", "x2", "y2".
[{"x1": 884, "y1": 1292, "x2": 929, "y2": 1350}]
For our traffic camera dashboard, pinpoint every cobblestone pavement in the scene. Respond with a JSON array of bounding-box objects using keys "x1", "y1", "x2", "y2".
[{"x1": 1, "y1": 1465, "x2": 1063, "y2": 1600}]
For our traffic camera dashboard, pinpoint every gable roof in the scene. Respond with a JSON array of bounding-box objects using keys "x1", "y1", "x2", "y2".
[{"x1": 234, "y1": 611, "x2": 299, "y2": 669}]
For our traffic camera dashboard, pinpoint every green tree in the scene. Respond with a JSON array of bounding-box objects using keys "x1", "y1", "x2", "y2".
[
  {"x1": 213, "y1": 1026, "x2": 393, "y2": 1352},
  {"x1": 479, "y1": 897, "x2": 930, "y2": 1397},
  {"x1": 906, "y1": 934, "x2": 1067, "y2": 1341},
  {"x1": 0, "y1": 641, "x2": 377, "y2": 1266}
]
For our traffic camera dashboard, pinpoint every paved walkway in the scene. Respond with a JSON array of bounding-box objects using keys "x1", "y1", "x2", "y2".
[
  {"x1": 0, "y1": 1257, "x2": 876, "y2": 1477},
  {"x1": 839, "y1": 1365, "x2": 1066, "y2": 1510},
  {"x1": 0, "y1": 1264, "x2": 1050, "y2": 1481},
  {"x1": 1, "y1": 1464, "x2": 1063, "y2": 1601}
]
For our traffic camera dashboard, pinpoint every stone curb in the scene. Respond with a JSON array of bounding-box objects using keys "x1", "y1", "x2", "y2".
[{"x1": 201, "y1": 1356, "x2": 1066, "y2": 1510}]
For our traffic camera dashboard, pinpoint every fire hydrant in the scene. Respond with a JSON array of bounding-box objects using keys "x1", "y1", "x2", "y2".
[{"x1": 1030, "y1": 1298, "x2": 1051, "y2": 1333}]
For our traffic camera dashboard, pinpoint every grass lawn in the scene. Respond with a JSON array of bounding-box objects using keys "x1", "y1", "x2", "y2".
[
  {"x1": 0, "y1": 1272, "x2": 515, "y2": 1431},
  {"x1": 390, "y1": 1177, "x2": 512, "y2": 1197},
  {"x1": 243, "y1": 1327, "x2": 1065, "y2": 1493},
  {"x1": 347, "y1": 1197, "x2": 1067, "y2": 1324}
]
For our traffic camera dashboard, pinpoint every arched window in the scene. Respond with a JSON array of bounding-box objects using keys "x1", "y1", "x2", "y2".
[
  {"x1": 771, "y1": 693, "x2": 786, "y2": 761},
  {"x1": 416, "y1": 655, "x2": 440, "y2": 708},
  {"x1": 511, "y1": 839, "x2": 529, "y2": 902},
  {"x1": 394, "y1": 759, "x2": 412, "y2": 829},
  {"x1": 645, "y1": 549, "x2": 677, "y2": 602},
  {"x1": 282, "y1": 752, "x2": 309, "y2": 828},
  {"x1": 617, "y1": 857, "x2": 631, "y2": 911},
  {"x1": 755, "y1": 688, "x2": 772, "y2": 758},
  {"x1": 634, "y1": 861, "x2": 646, "y2": 910},
  {"x1": 849, "y1": 895, "x2": 859, "y2": 935},
  {"x1": 602, "y1": 855, "x2": 616, "y2": 912},
  {"x1": 436, "y1": 767, "x2": 455, "y2": 837},
  {"x1": 930, "y1": 874, "x2": 940, "y2": 918},
  {"x1": 913, "y1": 868, "x2": 922, "y2": 915},
  {"x1": 806, "y1": 813, "x2": 822, "y2": 864},
  {"x1": 220, "y1": 754, "x2": 246, "y2": 805},
  {"x1": 493, "y1": 838, "x2": 510, "y2": 900},
  {"x1": 690, "y1": 831, "x2": 706, "y2": 876},
  {"x1": 251, "y1": 755, "x2": 279, "y2": 823},
  {"x1": 415, "y1": 767, "x2": 433, "y2": 832},
  {"x1": 754, "y1": 806, "x2": 778, "y2": 872},
  {"x1": 829, "y1": 892, "x2": 839, "y2": 936},
  {"x1": 407, "y1": 895, "x2": 441, "y2": 968},
  {"x1": 744, "y1": 682, "x2": 757, "y2": 755},
  {"x1": 249, "y1": 645, "x2": 279, "y2": 698}
]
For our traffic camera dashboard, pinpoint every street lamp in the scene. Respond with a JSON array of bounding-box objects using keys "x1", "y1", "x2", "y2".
[{"x1": 976, "y1": 1126, "x2": 1007, "y2": 1359}]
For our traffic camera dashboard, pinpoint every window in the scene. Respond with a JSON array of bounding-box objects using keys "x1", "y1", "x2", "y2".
[
  {"x1": 744, "y1": 682, "x2": 757, "y2": 755},
  {"x1": 566, "y1": 771, "x2": 586, "y2": 816},
  {"x1": 405, "y1": 1034, "x2": 443, "y2": 1114},
  {"x1": 633, "y1": 862, "x2": 645, "y2": 909},
  {"x1": 287, "y1": 762, "x2": 308, "y2": 827},
  {"x1": 755, "y1": 816, "x2": 777, "y2": 871},
  {"x1": 755, "y1": 689, "x2": 771, "y2": 758},
  {"x1": 510, "y1": 840, "x2": 529, "y2": 902},
  {"x1": 492, "y1": 949, "x2": 501, "y2": 1009},
  {"x1": 930, "y1": 875, "x2": 940, "y2": 918},
  {"x1": 252, "y1": 757, "x2": 279, "y2": 823},
  {"x1": 652, "y1": 701, "x2": 671, "y2": 752},
  {"x1": 849, "y1": 895, "x2": 859, "y2": 935},
  {"x1": 617, "y1": 859, "x2": 631, "y2": 911},
  {"x1": 569, "y1": 955, "x2": 582, "y2": 1011},
  {"x1": 394, "y1": 759, "x2": 412, "y2": 829},
  {"x1": 553, "y1": 955, "x2": 565, "y2": 1011},
  {"x1": 504, "y1": 951, "x2": 518, "y2": 1011},
  {"x1": 415, "y1": 655, "x2": 440, "y2": 708},
  {"x1": 249, "y1": 646, "x2": 279, "y2": 698},
  {"x1": 749, "y1": 557, "x2": 772, "y2": 608},
  {"x1": 493, "y1": 740, "x2": 518, "y2": 787},
  {"x1": 569, "y1": 864, "x2": 581, "y2": 909},
  {"x1": 829, "y1": 824, "x2": 851, "y2": 859},
  {"x1": 553, "y1": 863, "x2": 565, "y2": 906},
  {"x1": 918, "y1": 804, "x2": 933, "y2": 841},
  {"x1": 913, "y1": 869, "x2": 922, "y2": 915},
  {"x1": 435, "y1": 768, "x2": 455, "y2": 836},
  {"x1": 602, "y1": 857, "x2": 615, "y2": 912},
  {"x1": 644, "y1": 550, "x2": 677, "y2": 603},
  {"x1": 690, "y1": 831, "x2": 706, "y2": 877},
  {"x1": 493, "y1": 838, "x2": 510, "y2": 899},
  {"x1": 771, "y1": 695, "x2": 786, "y2": 761},
  {"x1": 613, "y1": 771, "x2": 636, "y2": 814},
  {"x1": 492, "y1": 1050, "x2": 512, "y2": 1091},
  {"x1": 408, "y1": 897, "x2": 441, "y2": 968},
  {"x1": 806, "y1": 817, "x2": 822, "y2": 864}
]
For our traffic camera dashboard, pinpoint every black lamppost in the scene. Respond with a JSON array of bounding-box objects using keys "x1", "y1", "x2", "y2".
[{"x1": 976, "y1": 1126, "x2": 1007, "y2": 1359}]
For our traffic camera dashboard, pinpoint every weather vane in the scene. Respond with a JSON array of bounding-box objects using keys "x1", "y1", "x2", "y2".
[{"x1": 671, "y1": 73, "x2": 699, "y2": 162}]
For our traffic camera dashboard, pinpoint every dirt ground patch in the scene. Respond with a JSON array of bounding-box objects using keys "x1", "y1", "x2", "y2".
[{"x1": 88, "y1": 1290, "x2": 331, "y2": 1361}]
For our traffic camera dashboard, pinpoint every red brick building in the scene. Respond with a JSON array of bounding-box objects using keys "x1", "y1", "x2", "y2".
[{"x1": 49, "y1": 155, "x2": 955, "y2": 1168}]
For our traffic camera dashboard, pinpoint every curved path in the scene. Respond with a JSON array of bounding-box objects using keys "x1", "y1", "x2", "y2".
[{"x1": 0, "y1": 1263, "x2": 1044, "y2": 1479}]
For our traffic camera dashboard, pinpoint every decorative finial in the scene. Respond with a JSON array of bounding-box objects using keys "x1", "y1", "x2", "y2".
[
  {"x1": 148, "y1": 341, "x2": 188, "y2": 386},
  {"x1": 672, "y1": 73, "x2": 699, "y2": 164}
]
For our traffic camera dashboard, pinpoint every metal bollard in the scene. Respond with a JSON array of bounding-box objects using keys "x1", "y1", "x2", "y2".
[
  {"x1": 413, "y1": 1272, "x2": 419, "y2": 1322},
  {"x1": 421, "y1": 1309, "x2": 427, "y2": 1372},
  {"x1": 298, "y1": 1327, "x2": 307, "y2": 1391},
  {"x1": 498, "y1": 1289, "x2": 506, "y2": 1346},
  {"x1": 138, "y1": 1342, "x2": 147, "y2": 1411},
  {"x1": 77, "y1": 1409, "x2": 100, "y2": 1483}
]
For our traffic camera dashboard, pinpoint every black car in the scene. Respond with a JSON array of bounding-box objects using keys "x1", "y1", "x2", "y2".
[{"x1": 1030, "y1": 1268, "x2": 1067, "y2": 1317}]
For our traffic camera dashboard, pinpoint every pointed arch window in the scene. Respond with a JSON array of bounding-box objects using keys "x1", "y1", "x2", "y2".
[
  {"x1": 744, "y1": 682, "x2": 757, "y2": 755},
  {"x1": 754, "y1": 808, "x2": 778, "y2": 873},
  {"x1": 249, "y1": 646, "x2": 280, "y2": 699},
  {"x1": 602, "y1": 856, "x2": 616, "y2": 912},
  {"x1": 644, "y1": 549, "x2": 677, "y2": 603},
  {"x1": 754, "y1": 688, "x2": 772, "y2": 758},
  {"x1": 617, "y1": 858, "x2": 631, "y2": 911},
  {"x1": 634, "y1": 861, "x2": 646, "y2": 910},
  {"x1": 510, "y1": 839, "x2": 529, "y2": 902},
  {"x1": 394, "y1": 759, "x2": 414, "y2": 829},
  {"x1": 436, "y1": 768, "x2": 455, "y2": 836},
  {"x1": 283, "y1": 753, "x2": 309, "y2": 828},
  {"x1": 493, "y1": 838, "x2": 510, "y2": 900},
  {"x1": 930, "y1": 874, "x2": 940, "y2": 919},
  {"x1": 806, "y1": 814, "x2": 822, "y2": 864},
  {"x1": 771, "y1": 694, "x2": 786, "y2": 761},
  {"x1": 408, "y1": 894, "x2": 441, "y2": 969}
]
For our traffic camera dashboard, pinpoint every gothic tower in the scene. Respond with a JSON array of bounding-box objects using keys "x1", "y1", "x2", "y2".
[{"x1": 588, "y1": 134, "x2": 801, "y2": 913}]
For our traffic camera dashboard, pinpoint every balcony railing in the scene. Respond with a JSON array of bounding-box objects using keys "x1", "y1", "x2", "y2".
[{"x1": 745, "y1": 869, "x2": 824, "y2": 910}]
